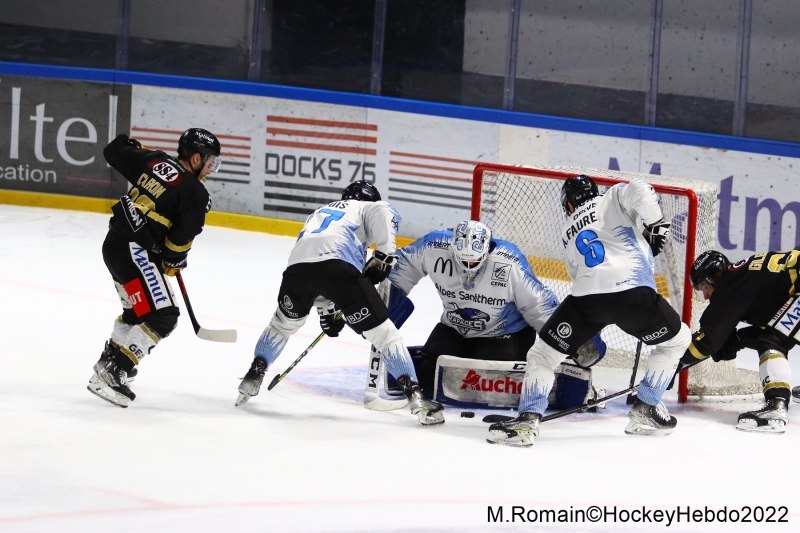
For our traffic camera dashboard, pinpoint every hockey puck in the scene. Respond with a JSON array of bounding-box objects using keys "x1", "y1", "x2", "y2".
[{"x1": 460, "y1": 411, "x2": 475, "y2": 418}]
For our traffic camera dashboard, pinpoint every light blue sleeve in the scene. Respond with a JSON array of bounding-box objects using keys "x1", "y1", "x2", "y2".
[
  {"x1": 498, "y1": 240, "x2": 560, "y2": 332},
  {"x1": 390, "y1": 229, "x2": 452, "y2": 296}
]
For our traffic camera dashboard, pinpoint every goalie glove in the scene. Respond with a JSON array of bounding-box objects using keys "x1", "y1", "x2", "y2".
[
  {"x1": 364, "y1": 250, "x2": 398, "y2": 284},
  {"x1": 317, "y1": 305, "x2": 344, "y2": 337},
  {"x1": 642, "y1": 218, "x2": 670, "y2": 257}
]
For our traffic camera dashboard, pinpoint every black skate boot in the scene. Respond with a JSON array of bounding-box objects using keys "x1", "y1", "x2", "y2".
[
  {"x1": 625, "y1": 399, "x2": 677, "y2": 436},
  {"x1": 792, "y1": 386, "x2": 800, "y2": 404},
  {"x1": 88, "y1": 345, "x2": 136, "y2": 408},
  {"x1": 94, "y1": 342, "x2": 138, "y2": 382},
  {"x1": 486, "y1": 412, "x2": 541, "y2": 448},
  {"x1": 397, "y1": 375, "x2": 444, "y2": 425},
  {"x1": 236, "y1": 358, "x2": 268, "y2": 406},
  {"x1": 737, "y1": 397, "x2": 788, "y2": 434}
]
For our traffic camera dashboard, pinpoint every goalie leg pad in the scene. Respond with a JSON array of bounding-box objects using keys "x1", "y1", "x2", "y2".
[{"x1": 433, "y1": 355, "x2": 526, "y2": 408}]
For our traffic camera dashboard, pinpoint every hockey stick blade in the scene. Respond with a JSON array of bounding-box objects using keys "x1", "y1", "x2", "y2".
[
  {"x1": 176, "y1": 272, "x2": 238, "y2": 343},
  {"x1": 196, "y1": 327, "x2": 237, "y2": 343},
  {"x1": 364, "y1": 392, "x2": 407, "y2": 411},
  {"x1": 482, "y1": 414, "x2": 514, "y2": 423}
]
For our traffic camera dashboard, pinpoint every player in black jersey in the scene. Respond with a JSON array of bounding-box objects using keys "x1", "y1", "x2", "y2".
[
  {"x1": 681, "y1": 249, "x2": 800, "y2": 433},
  {"x1": 88, "y1": 128, "x2": 220, "y2": 408}
]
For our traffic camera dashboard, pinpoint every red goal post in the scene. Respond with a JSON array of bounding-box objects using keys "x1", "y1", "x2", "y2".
[{"x1": 471, "y1": 163, "x2": 760, "y2": 402}]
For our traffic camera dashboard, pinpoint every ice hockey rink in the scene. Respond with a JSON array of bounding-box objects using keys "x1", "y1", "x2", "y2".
[{"x1": 1, "y1": 204, "x2": 799, "y2": 533}]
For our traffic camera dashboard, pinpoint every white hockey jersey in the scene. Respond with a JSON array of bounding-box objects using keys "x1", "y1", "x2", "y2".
[
  {"x1": 288, "y1": 199, "x2": 400, "y2": 271},
  {"x1": 562, "y1": 178, "x2": 663, "y2": 297},
  {"x1": 390, "y1": 229, "x2": 560, "y2": 338}
]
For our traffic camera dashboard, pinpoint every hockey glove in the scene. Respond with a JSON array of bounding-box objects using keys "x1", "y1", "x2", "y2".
[
  {"x1": 162, "y1": 257, "x2": 187, "y2": 277},
  {"x1": 318, "y1": 306, "x2": 344, "y2": 337},
  {"x1": 364, "y1": 250, "x2": 398, "y2": 284},
  {"x1": 643, "y1": 218, "x2": 670, "y2": 257},
  {"x1": 711, "y1": 329, "x2": 747, "y2": 362},
  {"x1": 126, "y1": 137, "x2": 143, "y2": 149}
]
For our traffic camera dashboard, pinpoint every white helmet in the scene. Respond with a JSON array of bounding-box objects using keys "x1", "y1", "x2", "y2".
[{"x1": 452, "y1": 220, "x2": 492, "y2": 287}]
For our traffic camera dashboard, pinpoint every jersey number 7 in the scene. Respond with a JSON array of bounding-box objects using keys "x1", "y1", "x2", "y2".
[{"x1": 311, "y1": 208, "x2": 345, "y2": 234}]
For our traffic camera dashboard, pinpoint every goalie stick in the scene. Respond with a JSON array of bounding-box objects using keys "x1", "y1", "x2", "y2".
[
  {"x1": 175, "y1": 272, "x2": 237, "y2": 343},
  {"x1": 482, "y1": 358, "x2": 705, "y2": 424},
  {"x1": 364, "y1": 345, "x2": 407, "y2": 411}
]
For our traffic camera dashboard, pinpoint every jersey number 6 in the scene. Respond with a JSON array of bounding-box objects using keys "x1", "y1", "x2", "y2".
[{"x1": 576, "y1": 230, "x2": 605, "y2": 267}]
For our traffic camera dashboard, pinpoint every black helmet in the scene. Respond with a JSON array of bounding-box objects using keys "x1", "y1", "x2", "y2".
[
  {"x1": 178, "y1": 128, "x2": 221, "y2": 160},
  {"x1": 690, "y1": 250, "x2": 730, "y2": 290},
  {"x1": 561, "y1": 174, "x2": 599, "y2": 214},
  {"x1": 342, "y1": 180, "x2": 381, "y2": 202}
]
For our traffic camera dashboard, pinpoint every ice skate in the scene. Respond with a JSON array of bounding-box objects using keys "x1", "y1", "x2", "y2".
[
  {"x1": 737, "y1": 398, "x2": 788, "y2": 434},
  {"x1": 94, "y1": 342, "x2": 137, "y2": 382},
  {"x1": 397, "y1": 376, "x2": 444, "y2": 425},
  {"x1": 88, "y1": 347, "x2": 136, "y2": 408},
  {"x1": 236, "y1": 358, "x2": 267, "y2": 406},
  {"x1": 486, "y1": 412, "x2": 541, "y2": 448},
  {"x1": 792, "y1": 386, "x2": 800, "y2": 404},
  {"x1": 625, "y1": 399, "x2": 676, "y2": 436}
]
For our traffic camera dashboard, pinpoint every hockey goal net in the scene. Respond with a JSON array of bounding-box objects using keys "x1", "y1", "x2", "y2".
[{"x1": 471, "y1": 163, "x2": 760, "y2": 402}]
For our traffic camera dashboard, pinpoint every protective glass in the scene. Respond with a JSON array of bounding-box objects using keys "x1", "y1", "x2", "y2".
[{"x1": 204, "y1": 155, "x2": 221, "y2": 173}]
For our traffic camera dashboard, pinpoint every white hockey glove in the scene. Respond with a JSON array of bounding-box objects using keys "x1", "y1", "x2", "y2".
[
  {"x1": 317, "y1": 305, "x2": 344, "y2": 337},
  {"x1": 364, "y1": 250, "x2": 398, "y2": 284},
  {"x1": 643, "y1": 218, "x2": 670, "y2": 257}
]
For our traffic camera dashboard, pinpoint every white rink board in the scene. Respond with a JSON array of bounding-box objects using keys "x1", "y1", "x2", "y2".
[
  {"x1": 131, "y1": 85, "x2": 800, "y2": 262},
  {"x1": 1, "y1": 204, "x2": 800, "y2": 533}
]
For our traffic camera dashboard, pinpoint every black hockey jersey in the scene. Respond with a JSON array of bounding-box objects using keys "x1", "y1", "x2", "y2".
[
  {"x1": 688, "y1": 250, "x2": 800, "y2": 359},
  {"x1": 104, "y1": 134, "x2": 210, "y2": 265}
]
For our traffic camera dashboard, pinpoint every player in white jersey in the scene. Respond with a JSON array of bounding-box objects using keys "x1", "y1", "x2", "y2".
[
  {"x1": 487, "y1": 175, "x2": 692, "y2": 447},
  {"x1": 390, "y1": 220, "x2": 603, "y2": 394},
  {"x1": 235, "y1": 181, "x2": 444, "y2": 425}
]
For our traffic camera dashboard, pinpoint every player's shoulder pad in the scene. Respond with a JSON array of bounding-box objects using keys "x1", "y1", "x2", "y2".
[{"x1": 399, "y1": 228, "x2": 452, "y2": 257}]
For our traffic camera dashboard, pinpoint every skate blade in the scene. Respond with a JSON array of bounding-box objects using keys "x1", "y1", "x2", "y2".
[
  {"x1": 792, "y1": 395, "x2": 800, "y2": 404},
  {"x1": 624, "y1": 421, "x2": 674, "y2": 436},
  {"x1": 235, "y1": 392, "x2": 251, "y2": 407},
  {"x1": 87, "y1": 377, "x2": 130, "y2": 408},
  {"x1": 735, "y1": 419, "x2": 786, "y2": 434},
  {"x1": 416, "y1": 410, "x2": 445, "y2": 426},
  {"x1": 486, "y1": 430, "x2": 534, "y2": 448}
]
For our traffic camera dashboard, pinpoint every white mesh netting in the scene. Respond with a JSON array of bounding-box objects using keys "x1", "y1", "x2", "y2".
[{"x1": 475, "y1": 164, "x2": 760, "y2": 397}]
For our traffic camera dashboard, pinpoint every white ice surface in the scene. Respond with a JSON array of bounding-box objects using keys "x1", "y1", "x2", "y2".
[{"x1": 1, "y1": 204, "x2": 799, "y2": 533}]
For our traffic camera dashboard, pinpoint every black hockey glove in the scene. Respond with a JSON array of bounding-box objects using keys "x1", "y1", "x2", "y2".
[
  {"x1": 126, "y1": 137, "x2": 143, "y2": 149},
  {"x1": 162, "y1": 257, "x2": 187, "y2": 277},
  {"x1": 711, "y1": 329, "x2": 747, "y2": 362},
  {"x1": 318, "y1": 306, "x2": 344, "y2": 337},
  {"x1": 364, "y1": 250, "x2": 398, "y2": 284},
  {"x1": 643, "y1": 218, "x2": 670, "y2": 257}
]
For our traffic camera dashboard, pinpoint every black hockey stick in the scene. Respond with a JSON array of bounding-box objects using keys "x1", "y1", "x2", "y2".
[
  {"x1": 175, "y1": 272, "x2": 237, "y2": 343},
  {"x1": 482, "y1": 359, "x2": 706, "y2": 424},
  {"x1": 626, "y1": 340, "x2": 643, "y2": 405},
  {"x1": 266, "y1": 312, "x2": 343, "y2": 391}
]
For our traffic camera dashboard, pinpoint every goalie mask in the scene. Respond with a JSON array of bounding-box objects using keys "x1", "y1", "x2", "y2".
[{"x1": 452, "y1": 220, "x2": 492, "y2": 287}]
